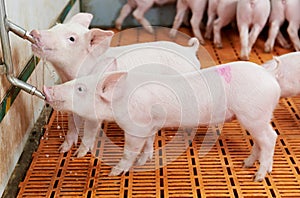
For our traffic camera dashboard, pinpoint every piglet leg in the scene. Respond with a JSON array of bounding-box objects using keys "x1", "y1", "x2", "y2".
[
  {"x1": 74, "y1": 119, "x2": 101, "y2": 158},
  {"x1": 109, "y1": 133, "x2": 147, "y2": 176},
  {"x1": 170, "y1": 1, "x2": 189, "y2": 38},
  {"x1": 115, "y1": 3, "x2": 134, "y2": 30},
  {"x1": 264, "y1": 21, "x2": 281, "y2": 53},
  {"x1": 59, "y1": 114, "x2": 83, "y2": 153},
  {"x1": 287, "y1": 21, "x2": 300, "y2": 51},
  {"x1": 136, "y1": 135, "x2": 155, "y2": 166},
  {"x1": 132, "y1": 4, "x2": 154, "y2": 33}
]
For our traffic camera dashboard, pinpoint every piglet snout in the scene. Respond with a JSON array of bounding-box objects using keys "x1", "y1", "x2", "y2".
[
  {"x1": 43, "y1": 85, "x2": 53, "y2": 102},
  {"x1": 30, "y1": 29, "x2": 41, "y2": 43}
]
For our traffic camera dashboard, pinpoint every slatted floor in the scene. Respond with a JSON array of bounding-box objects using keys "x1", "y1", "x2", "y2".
[{"x1": 17, "y1": 27, "x2": 300, "y2": 197}]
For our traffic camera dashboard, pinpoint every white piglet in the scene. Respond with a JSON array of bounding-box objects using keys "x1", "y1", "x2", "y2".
[
  {"x1": 237, "y1": 0, "x2": 271, "y2": 60},
  {"x1": 170, "y1": 0, "x2": 208, "y2": 45},
  {"x1": 205, "y1": 0, "x2": 238, "y2": 48},
  {"x1": 30, "y1": 12, "x2": 201, "y2": 157},
  {"x1": 264, "y1": 0, "x2": 300, "y2": 52},
  {"x1": 115, "y1": 0, "x2": 176, "y2": 33},
  {"x1": 262, "y1": 52, "x2": 300, "y2": 98},
  {"x1": 43, "y1": 61, "x2": 280, "y2": 182}
]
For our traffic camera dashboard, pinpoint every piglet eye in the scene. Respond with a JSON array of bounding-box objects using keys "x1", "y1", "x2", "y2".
[
  {"x1": 69, "y1": 36, "x2": 75, "y2": 42},
  {"x1": 75, "y1": 84, "x2": 86, "y2": 94}
]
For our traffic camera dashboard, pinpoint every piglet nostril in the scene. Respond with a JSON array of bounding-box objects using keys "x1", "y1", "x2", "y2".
[{"x1": 30, "y1": 29, "x2": 41, "y2": 42}]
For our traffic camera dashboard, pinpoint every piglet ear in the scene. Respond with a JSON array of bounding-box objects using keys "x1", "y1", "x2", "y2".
[
  {"x1": 86, "y1": 28, "x2": 114, "y2": 56},
  {"x1": 97, "y1": 71, "x2": 127, "y2": 102},
  {"x1": 67, "y1": 12, "x2": 93, "y2": 28}
]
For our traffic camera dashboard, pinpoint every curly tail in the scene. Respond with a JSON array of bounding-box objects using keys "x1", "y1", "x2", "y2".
[{"x1": 188, "y1": 37, "x2": 199, "y2": 53}]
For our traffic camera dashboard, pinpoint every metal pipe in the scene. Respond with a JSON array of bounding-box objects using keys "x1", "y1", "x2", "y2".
[
  {"x1": 0, "y1": 0, "x2": 45, "y2": 100},
  {"x1": 7, "y1": 20, "x2": 35, "y2": 44}
]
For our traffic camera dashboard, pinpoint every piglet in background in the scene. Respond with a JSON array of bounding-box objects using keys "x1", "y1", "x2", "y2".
[
  {"x1": 43, "y1": 61, "x2": 280, "y2": 182},
  {"x1": 170, "y1": 0, "x2": 208, "y2": 45},
  {"x1": 264, "y1": 0, "x2": 300, "y2": 53},
  {"x1": 115, "y1": 0, "x2": 176, "y2": 33},
  {"x1": 30, "y1": 12, "x2": 201, "y2": 157},
  {"x1": 262, "y1": 52, "x2": 300, "y2": 98},
  {"x1": 204, "y1": 0, "x2": 238, "y2": 48},
  {"x1": 237, "y1": 0, "x2": 270, "y2": 60}
]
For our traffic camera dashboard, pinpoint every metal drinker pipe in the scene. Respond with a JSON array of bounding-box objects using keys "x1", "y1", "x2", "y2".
[{"x1": 0, "y1": 0, "x2": 45, "y2": 100}]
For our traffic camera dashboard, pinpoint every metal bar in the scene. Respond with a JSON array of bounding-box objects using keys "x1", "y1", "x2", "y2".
[
  {"x1": 0, "y1": 0, "x2": 45, "y2": 100},
  {"x1": 7, "y1": 20, "x2": 35, "y2": 44}
]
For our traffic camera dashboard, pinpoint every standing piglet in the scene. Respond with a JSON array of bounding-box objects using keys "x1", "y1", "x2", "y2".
[
  {"x1": 237, "y1": 0, "x2": 270, "y2": 60},
  {"x1": 115, "y1": 0, "x2": 176, "y2": 33},
  {"x1": 264, "y1": 0, "x2": 300, "y2": 52},
  {"x1": 169, "y1": 0, "x2": 208, "y2": 44},
  {"x1": 205, "y1": 0, "x2": 238, "y2": 48},
  {"x1": 43, "y1": 61, "x2": 280, "y2": 182},
  {"x1": 30, "y1": 12, "x2": 201, "y2": 157},
  {"x1": 262, "y1": 52, "x2": 300, "y2": 98}
]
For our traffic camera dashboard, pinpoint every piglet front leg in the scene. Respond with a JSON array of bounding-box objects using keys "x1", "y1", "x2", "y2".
[
  {"x1": 74, "y1": 119, "x2": 101, "y2": 157},
  {"x1": 109, "y1": 133, "x2": 147, "y2": 176},
  {"x1": 59, "y1": 114, "x2": 83, "y2": 153}
]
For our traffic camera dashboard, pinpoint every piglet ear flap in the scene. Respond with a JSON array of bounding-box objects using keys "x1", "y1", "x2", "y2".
[
  {"x1": 86, "y1": 28, "x2": 114, "y2": 56},
  {"x1": 67, "y1": 12, "x2": 93, "y2": 28},
  {"x1": 97, "y1": 71, "x2": 127, "y2": 102}
]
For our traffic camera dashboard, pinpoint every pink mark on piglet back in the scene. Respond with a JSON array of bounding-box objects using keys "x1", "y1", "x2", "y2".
[{"x1": 216, "y1": 65, "x2": 232, "y2": 83}]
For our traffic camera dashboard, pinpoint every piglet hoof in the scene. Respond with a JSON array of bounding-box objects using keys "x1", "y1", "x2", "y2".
[
  {"x1": 115, "y1": 22, "x2": 122, "y2": 30},
  {"x1": 145, "y1": 26, "x2": 154, "y2": 34},
  {"x1": 243, "y1": 158, "x2": 255, "y2": 168},
  {"x1": 295, "y1": 45, "x2": 300, "y2": 52},
  {"x1": 214, "y1": 42, "x2": 223, "y2": 49},
  {"x1": 74, "y1": 144, "x2": 89, "y2": 158},
  {"x1": 240, "y1": 55, "x2": 249, "y2": 61},
  {"x1": 59, "y1": 141, "x2": 73, "y2": 153},
  {"x1": 109, "y1": 166, "x2": 128, "y2": 176},
  {"x1": 282, "y1": 43, "x2": 291, "y2": 49},
  {"x1": 264, "y1": 45, "x2": 272, "y2": 53},
  {"x1": 136, "y1": 152, "x2": 153, "y2": 166},
  {"x1": 204, "y1": 32, "x2": 211, "y2": 40},
  {"x1": 169, "y1": 29, "x2": 177, "y2": 38},
  {"x1": 199, "y1": 39, "x2": 206, "y2": 46},
  {"x1": 254, "y1": 172, "x2": 265, "y2": 182}
]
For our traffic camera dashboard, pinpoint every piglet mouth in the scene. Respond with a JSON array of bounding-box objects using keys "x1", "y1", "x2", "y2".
[{"x1": 43, "y1": 85, "x2": 65, "y2": 111}]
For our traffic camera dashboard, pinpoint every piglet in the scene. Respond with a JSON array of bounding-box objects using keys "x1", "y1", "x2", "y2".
[
  {"x1": 44, "y1": 61, "x2": 280, "y2": 182},
  {"x1": 30, "y1": 12, "x2": 201, "y2": 157},
  {"x1": 169, "y1": 0, "x2": 208, "y2": 45},
  {"x1": 205, "y1": 0, "x2": 238, "y2": 48},
  {"x1": 115, "y1": 0, "x2": 176, "y2": 33},
  {"x1": 262, "y1": 52, "x2": 300, "y2": 98},
  {"x1": 237, "y1": 0, "x2": 270, "y2": 60},
  {"x1": 264, "y1": 0, "x2": 300, "y2": 52}
]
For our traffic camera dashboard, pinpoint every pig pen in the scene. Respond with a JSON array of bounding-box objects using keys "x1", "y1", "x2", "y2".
[{"x1": 12, "y1": 26, "x2": 300, "y2": 198}]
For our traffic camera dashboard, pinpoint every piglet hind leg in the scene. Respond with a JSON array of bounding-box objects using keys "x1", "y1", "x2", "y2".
[
  {"x1": 115, "y1": 3, "x2": 134, "y2": 30},
  {"x1": 287, "y1": 21, "x2": 300, "y2": 51},
  {"x1": 244, "y1": 124, "x2": 277, "y2": 182},
  {"x1": 109, "y1": 133, "x2": 147, "y2": 176},
  {"x1": 254, "y1": 125, "x2": 277, "y2": 182},
  {"x1": 136, "y1": 135, "x2": 155, "y2": 166},
  {"x1": 239, "y1": 25, "x2": 250, "y2": 61},
  {"x1": 264, "y1": 21, "x2": 282, "y2": 53},
  {"x1": 132, "y1": 6, "x2": 154, "y2": 33}
]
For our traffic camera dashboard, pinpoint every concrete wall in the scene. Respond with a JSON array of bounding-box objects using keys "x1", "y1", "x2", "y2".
[{"x1": 0, "y1": 0, "x2": 80, "y2": 196}]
